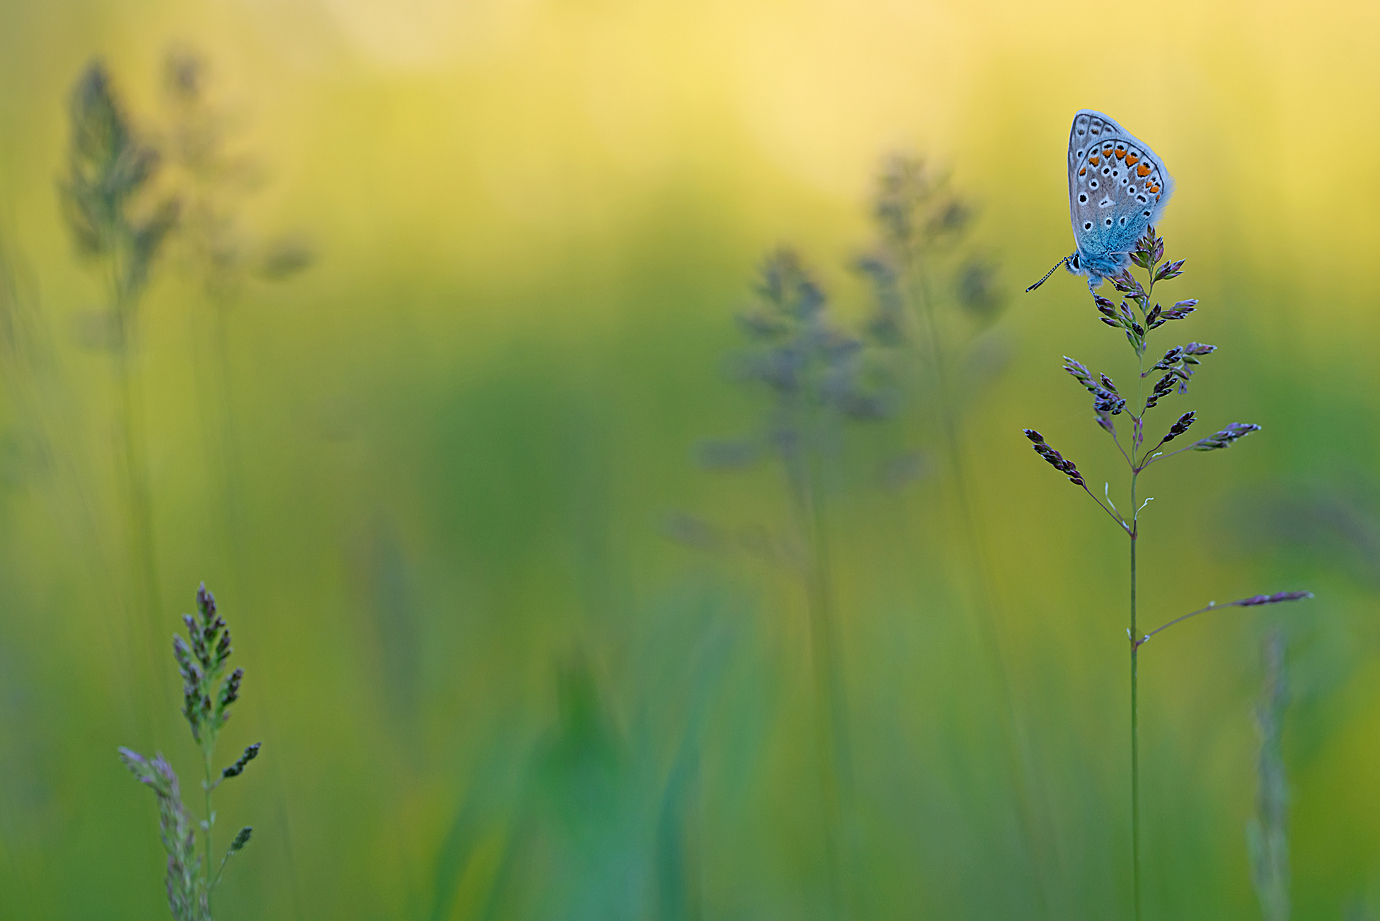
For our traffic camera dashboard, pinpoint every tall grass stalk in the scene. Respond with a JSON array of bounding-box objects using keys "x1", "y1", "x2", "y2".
[
  {"x1": 858, "y1": 156, "x2": 1060, "y2": 916},
  {"x1": 1022, "y1": 227, "x2": 1311, "y2": 919},
  {"x1": 1248, "y1": 628, "x2": 1290, "y2": 921},
  {"x1": 156, "y1": 49, "x2": 313, "y2": 920},
  {"x1": 159, "y1": 47, "x2": 312, "y2": 557},
  {"x1": 788, "y1": 391, "x2": 852, "y2": 917},
  {"x1": 120, "y1": 584, "x2": 262, "y2": 920},
  {"x1": 61, "y1": 61, "x2": 178, "y2": 713},
  {"x1": 699, "y1": 248, "x2": 895, "y2": 918}
]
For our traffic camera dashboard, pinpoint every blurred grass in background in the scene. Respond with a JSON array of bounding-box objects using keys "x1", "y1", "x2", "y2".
[{"x1": 2, "y1": 0, "x2": 1380, "y2": 919}]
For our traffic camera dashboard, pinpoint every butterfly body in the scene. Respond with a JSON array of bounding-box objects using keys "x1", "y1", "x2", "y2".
[{"x1": 1028, "y1": 110, "x2": 1173, "y2": 292}]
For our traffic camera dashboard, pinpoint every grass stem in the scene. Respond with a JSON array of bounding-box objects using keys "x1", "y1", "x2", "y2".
[
  {"x1": 1130, "y1": 498, "x2": 1141, "y2": 921},
  {"x1": 1131, "y1": 304, "x2": 1146, "y2": 921},
  {"x1": 789, "y1": 422, "x2": 852, "y2": 920},
  {"x1": 910, "y1": 247, "x2": 1059, "y2": 921},
  {"x1": 204, "y1": 747, "x2": 215, "y2": 905},
  {"x1": 112, "y1": 271, "x2": 168, "y2": 721},
  {"x1": 1025, "y1": 215, "x2": 1314, "y2": 921}
]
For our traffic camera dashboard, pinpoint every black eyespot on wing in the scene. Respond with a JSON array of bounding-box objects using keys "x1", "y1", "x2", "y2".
[
  {"x1": 1105, "y1": 218, "x2": 1112, "y2": 226},
  {"x1": 1079, "y1": 193, "x2": 1087, "y2": 202},
  {"x1": 1084, "y1": 222, "x2": 1093, "y2": 230},
  {"x1": 1090, "y1": 179, "x2": 1099, "y2": 189},
  {"x1": 1120, "y1": 217, "x2": 1127, "y2": 224},
  {"x1": 1136, "y1": 194, "x2": 1147, "y2": 203},
  {"x1": 1143, "y1": 210, "x2": 1151, "y2": 217}
]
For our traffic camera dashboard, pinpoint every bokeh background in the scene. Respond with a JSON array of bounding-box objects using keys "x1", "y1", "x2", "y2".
[{"x1": 2, "y1": 1, "x2": 1379, "y2": 919}]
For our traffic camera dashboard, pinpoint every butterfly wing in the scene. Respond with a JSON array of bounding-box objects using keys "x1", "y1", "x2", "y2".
[{"x1": 1066, "y1": 110, "x2": 1173, "y2": 284}]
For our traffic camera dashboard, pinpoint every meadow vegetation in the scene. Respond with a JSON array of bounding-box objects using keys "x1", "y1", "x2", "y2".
[{"x1": 0, "y1": 22, "x2": 1371, "y2": 921}]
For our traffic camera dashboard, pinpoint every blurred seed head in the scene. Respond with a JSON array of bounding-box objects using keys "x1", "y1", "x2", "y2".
[
  {"x1": 258, "y1": 233, "x2": 316, "y2": 281},
  {"x1": 727, "y1": 248, "x2": 896, "y2": 442},
  {"x1": 660, "y1": 511, "x2": 726, "y2": 552},
  {"x1": 873, "y1": 154, "x2": 971, "y2": 252},
  {"x1": 860, "y1": 151, "x2": 1006, "y2": 341},
  {"x1": 163, "y1": 47, "x2": 206, "y2": 107},
  {"x1": 1193, "y1": 422, "x2": 1263, "y2": 452},
  {"x1": 1240, "y1": 591, "x2": 1313, "y2": 606},
  {"x1": 156, "y1": 47, "x2": 314, "y2": 304},
  {"x1": 118, "y1": 749, "x2": 201, "y2": 916},
  {"x1": 879, "y1": 450, "x2": 929, "y2": 492},
  {"x1": 60, "y1": 60, "x2": 179, "y2": 297},
  {"x1": 955, "y1": 255, "x2": 1006, "y2": 322},
  {"x1": 694, "y1": 437, "x2": 759, "y2": 471}
]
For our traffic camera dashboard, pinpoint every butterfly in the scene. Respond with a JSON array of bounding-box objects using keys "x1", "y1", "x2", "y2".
[{"x1": 1027, "y1": 110, "x2": 1174, "y2": 292}]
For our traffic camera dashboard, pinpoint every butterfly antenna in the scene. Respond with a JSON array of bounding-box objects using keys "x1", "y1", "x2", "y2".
[{"x1": 1025, "y1": 256, "x2": 1069, "y2": 293}]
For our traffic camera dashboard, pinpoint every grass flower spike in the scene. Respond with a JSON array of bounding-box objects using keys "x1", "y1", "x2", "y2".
[
  {"x1": 1022, "y1": 226, "x2": 1311, "y2": 920},
  {"x1": 120, "y1": 584, "x2": 261, "y2": 920}
]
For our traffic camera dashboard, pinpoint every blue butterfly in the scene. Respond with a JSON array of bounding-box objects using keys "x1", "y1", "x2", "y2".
[{"x1": 1027, "y1": 110, "x2": 1174, "y2": 292}]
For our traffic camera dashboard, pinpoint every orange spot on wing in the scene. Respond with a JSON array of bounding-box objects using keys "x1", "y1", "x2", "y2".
[
  {"x1": 1137, "y1": 163, "x2": 1151, "y2": 177},
  {"x1": 1079, "y1": 167, "x2": 1086, "y2": 176},
  {"x1": 1116, "y1": 147, "x2": 1126, "y2": 158},
  {"x1": 1125, "y1": 154, "x2": 1139, "y2": 165},
  {"x1": 1089, "y1": 156, "x2": 1100, "y2": 166}
]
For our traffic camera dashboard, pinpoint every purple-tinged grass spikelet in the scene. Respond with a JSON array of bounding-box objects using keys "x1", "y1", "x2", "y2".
[
  {"x1": 1020, "y1": 222, "x2": 1312, "y2": 921},
  {"x1": 120, "y1": 584, "x2": 261, "y2": 920},
  {"x1": 1193, "y1": 422, "x2": 1263, "y2": 451}
]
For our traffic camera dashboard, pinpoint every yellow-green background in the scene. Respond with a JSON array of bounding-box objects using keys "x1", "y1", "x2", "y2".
[{"x1": 1, "y1": 0, "x2": 1378, "y2": 918}]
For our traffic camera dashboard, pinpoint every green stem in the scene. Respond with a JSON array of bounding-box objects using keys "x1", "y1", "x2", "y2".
[
  {"x1": 804, "y1": 438, "x2": 852, "y2": 920},
  {"x1": 1130, "y1": 499, "x2": 1141, "y2": 921},
  {"x1": 1129, "y1": 263, "x2": 1156, "y2": 921},
  {"x1": 811, "y1": 496, "x2": 849, "y2": 919},
  {"x1": 204, "y1": 745, "x2": 215, "y2": 905},
  {"x1": 780, "y1": 385, "x2": 850, "y2": 918},
  {"x1": 110, "y1": 261, "x2": 169, "y2": 724},
  {"x1": 910, "y1": 255, "x2": 1058, "y2": 919},
  {"x1": 211, "y1": 843, "x2": 235, "y2": 895},
  {"x1": 116, "y1": 328, "x2": 162, "y2": 622}
]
